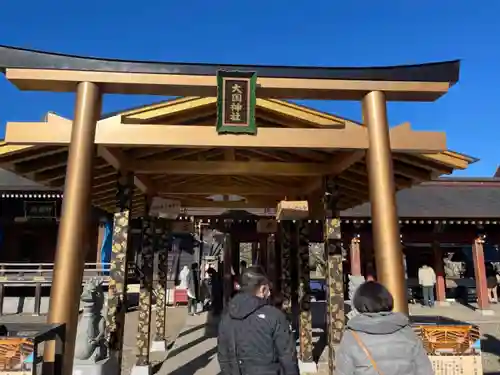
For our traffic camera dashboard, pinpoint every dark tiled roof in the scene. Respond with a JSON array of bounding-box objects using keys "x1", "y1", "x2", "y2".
[{"x1": 342, "y1": 180, "x2": 500, "y2": 218}]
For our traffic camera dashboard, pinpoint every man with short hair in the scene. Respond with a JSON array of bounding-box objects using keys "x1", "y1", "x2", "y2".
[
  {"x1": 217, "y1": 266, "x2": 299, "y2": 375},
  {"x1": 418, "y1": 263, "x2": 437, "y2": 307}
]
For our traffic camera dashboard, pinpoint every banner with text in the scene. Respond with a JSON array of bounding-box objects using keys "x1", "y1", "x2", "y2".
[{"x1": 149, "y1": 197, "x2": 181, "y2": 219}]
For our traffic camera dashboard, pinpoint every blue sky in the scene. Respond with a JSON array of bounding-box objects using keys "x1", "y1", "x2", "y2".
[{"x1": 0, "y1": 1, "x2": 498, "y2": 176}]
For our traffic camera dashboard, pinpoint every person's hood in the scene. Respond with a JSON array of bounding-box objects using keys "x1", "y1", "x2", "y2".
[
  {"x1": 347, "y1": 312, "x2": 409, "y2": 335},
  {"x1": 228, "y1": 292, "x2": 268, "y2": 320}
]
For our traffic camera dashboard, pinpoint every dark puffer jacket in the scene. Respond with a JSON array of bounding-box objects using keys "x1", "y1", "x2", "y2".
[{"x1": 217, "y1": 292, "x2": 299, "y2": 375}]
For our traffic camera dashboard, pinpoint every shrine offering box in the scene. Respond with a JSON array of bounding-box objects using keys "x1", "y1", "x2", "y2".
[
  {"x1": 0, "y1": 323, "x2": 65, "y2": 375},
  {"x1": 276, "y1": 200, "x2": 309, "y2": 221},
  {"x1": 411, "y1": 316, "x2": 482, "y2": 375}
]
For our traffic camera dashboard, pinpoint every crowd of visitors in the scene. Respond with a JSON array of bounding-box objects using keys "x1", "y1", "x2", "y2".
[{"x1": 178, "y1": 260, "x2": 444, "y2": 374}]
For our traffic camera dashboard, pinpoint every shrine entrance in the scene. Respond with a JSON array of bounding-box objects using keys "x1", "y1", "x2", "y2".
[{"x1": 0, "y1": 46, "x2": 474, "y2": 374}]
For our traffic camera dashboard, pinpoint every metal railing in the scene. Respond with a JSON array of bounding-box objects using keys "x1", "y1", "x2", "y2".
[
  {"x1": 0, "y1": 257, "x2": 181, "y2": 316},
  {"x1": 0, "y1": 262, "x2": 130, "y2": 316}
]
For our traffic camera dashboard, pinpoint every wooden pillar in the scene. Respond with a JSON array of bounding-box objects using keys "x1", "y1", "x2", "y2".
[
  {"x1": 297, "y1": 220, "x2": 313, "y2": 363},
  {"x1": 223, "y1": 220, "x2": 233, "y2": 306},
  {"x1": 432, "y1": 241, "x2": 446, "y2": 303},
  {"x1": 232, "y1": 237, "x2": 240, "y2": 276},
  {"x1": 350, "y1": 236, "x2": 362, "y2": 276},
  {"x1": 105, "y1": 171, "x2": 133, "y2": 368},
  {"x1": 152, "y1": 219, "x2": 170, "y2": 349},
  {"x1": 363, "y1": 91, "x2": 407, "y2": 314},
  {"x1": 280, "y1": 220, "x2": 293, "y2": 320},
  {"x1": 472, "y1": 236, "x2": 489, "y2": 311},
  {"x1": 323, "y1": 177, "x2": 345, "y2": 374},
  {"x1": 135, "y1": 202, "x2": 155, "y2": 367},
  {"x1": 259, "y1": 236, "x2": 268, "y2": 271},
  {"x1": 251, "y1": 242, "x2": 258, "y2": 266},
  {"x1": 267, "y1": 234, "x2": 277, "y2": 293}
]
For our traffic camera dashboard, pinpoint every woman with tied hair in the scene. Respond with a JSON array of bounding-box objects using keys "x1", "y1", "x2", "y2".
[{"x1": 336, "y1": 281, "x2": 433, "y2": 375}]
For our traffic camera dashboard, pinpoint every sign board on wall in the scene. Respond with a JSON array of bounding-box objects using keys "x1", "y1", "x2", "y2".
[
  {"x1": 216, "y1": 70, "x2": 257, "y2": 135},
  {"x1": 149, "y1": 197, "x2": 181, "y2": 219},
  {"x1": 23, "y1": 201, "x2": 57, "y2": 219}
]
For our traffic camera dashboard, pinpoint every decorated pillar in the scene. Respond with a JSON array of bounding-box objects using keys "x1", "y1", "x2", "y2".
[
  {"x1": 323, "y1": 176, "x2": 345, "y2": 374},
  {"x1": 472, "y1": 236, "x2": 490, "y2": 311},
  {"x1": 152, "y1": 219, "x2": 171, "y2": 352},
  {"x1": 223, "y1": 219, "x2": 233, "y2": 306},
  {"x1": 279, "y1": 220, "x2": 293, "y2": 320},
  {"x1": 432, "y1": 241, "x2": 446, "y2": 303},
  {"x1": 267, "y1": 234, "x2": 277, "y2": 293},
  {"x1": 135, "y1": 200, "x2": 155, "y2": 368},
  {"x1": 297, "y1": 220, "x2": 313, "y2": 364},
  {"x1": 105, "y1": 171, "x2": 134, "y2": 367}
]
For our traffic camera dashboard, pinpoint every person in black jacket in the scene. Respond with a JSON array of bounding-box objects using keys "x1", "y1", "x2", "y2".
[{"x1": 217, "y1": 266, "x2": 299, "y2": 375}]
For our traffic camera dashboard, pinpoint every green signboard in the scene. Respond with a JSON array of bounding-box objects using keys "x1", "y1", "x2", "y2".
[{"x1": 216, "y1": 70, "x2": 257, "y2": 135}]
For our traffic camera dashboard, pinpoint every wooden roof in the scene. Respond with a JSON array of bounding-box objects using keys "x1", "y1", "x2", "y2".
[
  {"x1": 0, "y1": 97, "x2": 476, "y2": 217},
  {"x1": 0, "y1": 45, "x2": 459, "y2": 101}
]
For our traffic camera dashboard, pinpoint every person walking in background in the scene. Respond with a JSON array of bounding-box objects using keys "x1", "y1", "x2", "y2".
[
  {"x1": 418, "y1": 263, "x2": 436, "y2": 307},
  {"x1": 486, "y1": 262, "x2": 498, "y2": 303},
  {"x1": 336, "y1": 281, "x2": 433, "y2": 375},
  {"x1": 218, "y1": 266, "x2": 299, "y2": 375},
  {"x1": 186, "y1": 263, "x2": 199, "y2": 316}
]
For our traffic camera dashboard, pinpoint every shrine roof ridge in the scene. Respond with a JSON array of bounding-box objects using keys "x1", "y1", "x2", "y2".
[{"x1": 0, "y1": 45, "x2": 460, "y2": 83}]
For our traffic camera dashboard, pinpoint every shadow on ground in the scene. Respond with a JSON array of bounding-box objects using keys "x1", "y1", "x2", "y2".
[{"x1": 160, "y1": 312, "x2": 220, "y2": 374}]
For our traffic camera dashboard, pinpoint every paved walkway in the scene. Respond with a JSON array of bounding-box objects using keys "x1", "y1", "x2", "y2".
[
  {"x1": 121, "y1": 307, "x2": 187, "y2": 374},
  {"x1": 158, "y1": 312, "x2": 220, "y2": 375},
  {"x1": 4, "y1": 302, "x2": 500, "y2": 374},
  {"x1": 0, "y1": 306, "x2": 188, "y2": 375}
]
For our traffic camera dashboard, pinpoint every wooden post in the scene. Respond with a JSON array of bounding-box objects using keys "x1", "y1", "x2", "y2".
[
  {"x1": 259, "y1": 236, "x2": 268, "y2": 271},
  {"x1": 350, "y1": 236, "x2": 362, "y2": 276},
  {"x1": 323, "y1": 176, "x2": 345, "y2": 374},
  {"x1": 152, "y1": 219, "x2": 170, "y2": 351},
  {"x1": 267, "y1": 234, "x2": 277, "y2": 294},
  {"x1": 135, "y1": 203, "x2": 155, "y2": 367},
  {"x1": 223, "y1": 220, "x2": 233, "y2": 306},
  {"x1": 472, "y1": 236, "x2": 490, "y2": 311},
  {"x1": 251, "y1": 242, "x2": 258, "y2": 266},
  {"x1": 432, "y1": 241, "x2": 446, "y2": 303},
  {"x1": 280, "y1": 220, "x2": 293, "y2": 320},
  {"x1": 105, "y1": 171, "x2": 133, "y2": 368},
  {"x1": 297, "y1": 220, "x2": 313, "y2": 363}
]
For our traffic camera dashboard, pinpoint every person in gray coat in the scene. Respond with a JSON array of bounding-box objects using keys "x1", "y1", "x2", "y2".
[{"x1": 336, "y1": 281, "x2": 433, "y2": 375}]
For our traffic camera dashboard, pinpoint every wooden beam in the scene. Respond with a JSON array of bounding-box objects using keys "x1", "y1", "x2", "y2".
[
  {"x1": 4, "y1": 120, "x2": 447, "y2": 152},
  {"x1": 156, "y1": 183, "x2": 298, "y2": 196},
  {"x1": 6, "y1": 68, "x2": 452, "y2": 101},
  {"x1": 303, "y1": 151, "x2": 366, "y2": 194},
  {"x1": 130, "y1": 160, "x2": 330, "y2": 176}
]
